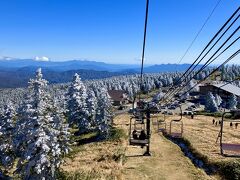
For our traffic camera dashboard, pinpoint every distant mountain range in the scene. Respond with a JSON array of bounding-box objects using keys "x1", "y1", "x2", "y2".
[
  {"x1": 0, "y1": 59, "x2": 141, "y2": 72},
  {"x1": 0, "y1": 59, "x2": 202, "y2": 88}
]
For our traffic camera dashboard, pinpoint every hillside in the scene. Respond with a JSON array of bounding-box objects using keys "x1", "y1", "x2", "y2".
[
  {"x1": 0, "y1": 68, "x2": 132, "y2": 88},
  {"x1": 0, "y1": 59, "x2": 201, "y2": 88}
]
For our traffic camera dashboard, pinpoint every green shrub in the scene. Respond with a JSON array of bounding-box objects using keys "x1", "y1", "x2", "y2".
[
  {"x1": 56, "y1": 170, "x2": 102, "y2": 180},
  {"x1": 108, "y1": 127, "x2": 127, "y2": 141},
  {"x1": 218, "y1": 160, "x2": 240, "y2": 180}
]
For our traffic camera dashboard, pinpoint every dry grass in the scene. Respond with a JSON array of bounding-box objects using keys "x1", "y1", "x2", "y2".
[
  {"x1": 62, "y1": 113, "x2": 237, "y2": 179},
  {"x1": 163, "y1": 114, "x2": 240, "y2": 163},
  {"x1": 61, "y1": 140, "x2": 125, "y2": 179},
  {"x1": 115, "y1": 114, "x2": 216, "y2": 180}
]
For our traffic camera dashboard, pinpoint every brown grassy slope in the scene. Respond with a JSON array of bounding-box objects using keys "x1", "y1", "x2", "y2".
[
  {"x1": 163, "y1": 114, "x2": 240, "y2": 163},
  {"x1": 115, "y1": 114, "x2": 216, "y2": 180}
]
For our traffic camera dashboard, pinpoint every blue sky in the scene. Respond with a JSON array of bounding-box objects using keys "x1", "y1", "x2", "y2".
[{"x1": 0, "y1": 0, "x2": 239, "y2": 64}]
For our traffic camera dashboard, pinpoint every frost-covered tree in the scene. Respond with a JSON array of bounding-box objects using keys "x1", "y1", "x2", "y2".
[
  {"x1": 152, "y1": 91, "x2": 164, "y2": 103},
  {"x1": 52, "y1": 100, "x2": 71, "y2": 155},
  {"x1": 96, "y1": 88, "x2": 112, "y2": 137},
  {"x1": 14, "y1": 68, "x2": 69, "y2": 180},
  {"x1": 227, "y1": 94, "x2": 237, "y2": 110},
  {"x1": 214, "y1": 94, "x2": 222, "y2": 107},
  {"x1": 205, "y1": 92, "x2": 218, "y2": 112},
  {"x1": 86, "y1": 89, "x2": 98, "y2": 129},
  {"x1": 0, "y1": 103, "x2": 15, "y2": 169},
  {"x1": 66, "y1": 73, "x2": 90, "y2": 133},
  {"x1": 186, "y1": 80, "x2": 199, "y2": 92}
]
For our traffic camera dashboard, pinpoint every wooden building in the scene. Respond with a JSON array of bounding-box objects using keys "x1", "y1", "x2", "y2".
[
  {"x1": 108, "y1": 90, "x2": 128, "y2": 106},
  {"x1": 199, "y1": 82, "x2": 240, "y2": 102}
]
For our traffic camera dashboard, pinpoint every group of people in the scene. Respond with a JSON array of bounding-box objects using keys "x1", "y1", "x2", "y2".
[
  {"x1": 213, "y1": 119, "x2": 238, "y2": 129},
  {"x1": 132, "y1": 129, "x2": 147, "y2": 140},
  {"x1": 212, "y1": 119, "x2": 221, "y2": 126}
]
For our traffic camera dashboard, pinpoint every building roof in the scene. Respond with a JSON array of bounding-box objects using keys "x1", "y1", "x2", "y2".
[
  {"x1": 212, "y1": 83, "x2": 240, "y2": 97},
  {"x1": 108, "y1": 90, "x2": 127, "y2": 102}
]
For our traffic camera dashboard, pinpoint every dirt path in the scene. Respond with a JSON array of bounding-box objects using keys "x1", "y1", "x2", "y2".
[{"x1": 115, "y1": 114, "x2": 218, "y2": 180}]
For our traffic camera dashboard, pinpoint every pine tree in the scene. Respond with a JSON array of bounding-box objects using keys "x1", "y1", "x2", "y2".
[
  {"x1": 66, "y1": 73, "x2": 90, "y2": 133},
  {"x1": 52, "y1": 100, "x2": 71, "y2": 155},
  {"x1": 152, "y1": 91, "x2": 164, "y2": 103},
  {"x1": 95, "y1": 88, "x2": 112, "y2": 137},
  {"x1": 214, "y1": 94, "x2": 222, "y2": 107},
  {"x1": 14, "y1": 68, "x2": 69, "y2": 179},
  {"x1": 205, "y1": 92, "x2": 219, "y2": 112},
  {"x1": 86, "y1": 89, "x2": 98, "y2": 129},
  {"x1": 227, "y1": 94, "x2": 237, "y2": 110},
  {"x1": 0, "y1": 103, "x2": 15, "y2": 169}
]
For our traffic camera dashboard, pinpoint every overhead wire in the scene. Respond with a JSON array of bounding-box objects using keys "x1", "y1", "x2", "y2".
[
  {"x1": 138, "y1": 0, "x2": 150, "y2": 101},
  {"x1": 164, "y1": 30, "x2": 240, "y2": 103},
  {"x1": 169, "y1": 49, "x2": 240, "y2": 104},
  {"x1": 161, "y1": 7, "x2": 240, "y2": 101},
  {"x1": 176, "y1": 0, "x2": 222, "y2": 66},
  {"x1": 162, "y1": 7, "x2": 240, "y2": 102},
  {"x1": 165, "y1": 26, "x2": 240, "y2": 102}
]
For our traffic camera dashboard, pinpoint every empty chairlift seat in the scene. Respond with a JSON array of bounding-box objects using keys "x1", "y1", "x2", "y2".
[
  {"x1": 158, "y1": 113, "x2": 167, "y2": 133},
  {"x1": 169, "y1": 120, "x2": 183, "y2": 138},
  {"x1": 169, "y1": 106, "x2": 183, "y2": 138},
  {"x1": 220, "y1": 110, "x2": 240, "y2": 156}
]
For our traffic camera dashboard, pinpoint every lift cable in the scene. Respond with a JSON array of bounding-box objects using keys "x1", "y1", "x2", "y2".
[
  {"x1": 165, "y1": 23, "x2": 239, "y2": 102},
  {"x1": 167, "y1": 49, "x2": 240, "y2": 104},
  {"x1": 138, "y1": 0, "x2": 150, "y2": 100},
  {"x1": 161, "y1": 7, "x2": 240, "y2": 101},
  {"x1": 164, "y1": 30, "x2": 240, "y2": 103},
  {"x1": 164, "y1": 26, "x2": 240, "y2": 103},
  {"x1": 176, "y1": 0, "x2": 222, "y2": 66}
]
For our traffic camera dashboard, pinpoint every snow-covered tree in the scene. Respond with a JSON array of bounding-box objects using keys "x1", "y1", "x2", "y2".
[
  {"x1": 86, "y1": 89, "x2": 98, "y2": 129},
  {"x1": 227, "y1": 94, "x2": 237, "y2": 110},
  {"x1": 14, "y1": 68, "x2": 69, "y2": 179},
  {"x1": 52, "y1": 100, "x2": 71, "y2": 155},
  {"x1": 205, "y1": 92, "x2": 218, "y2": 112},
  {"x1": 96, "y1": 88, "x2": 112, "y2": 137},
  {"x1": 0, "y1": 103, "x2": 15, "y2": 169},
  {"x1": 66, "y1": 73, "x2": 90, "y2": 133},
  {"x1": 214, "y1": 94, "x2": 222, "y2": 107},
  {"x1": 152, "y1": 91, "x2": 164, "y2": 103}
]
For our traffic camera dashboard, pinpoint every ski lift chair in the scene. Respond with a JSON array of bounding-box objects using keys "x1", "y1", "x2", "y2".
[
  {"x1": 220, "y1": 110, "x2": 240, "y2": 157},
  {"x1": 158, "y1": 113, "x2": 167, "y2": 133},
  {"x1": 129, "y1": 116, "x2": 149, "y2": 146},
  {"x1": 151, "y1": 115, "x2": 159, "y2": 126},
  {"x1": 169, "y1": 106, "x2": 183, "y2": 138}
]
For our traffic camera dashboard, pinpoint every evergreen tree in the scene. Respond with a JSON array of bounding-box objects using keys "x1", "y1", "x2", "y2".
[
  {"x1": 14, "y1": 68, "x2": 69, "y2": 179},
  {"x1": 0, "y1": 103, "x2": 15, "y2": 169},
  {"x1": 86, "y1": 89, "x2": 98, "y2": 129},
  {"x1": 205, "y1": 92, "x2": 219, "y2": 112},
  {"x1": 214, "y1": 94, "x2": 222, "y2": 107},
  {"x1": 96, "y1": 88, "x2": 112, "y2": 137},
  {"x1": 66, "y1": 73, "x2": 89, "y2": 133},
  {"x1": 227, "y1": 94, "x2": 237, "y2": 110},
  {"x1": 152, "y1": 91, "x2": 164, "y2": 102}
]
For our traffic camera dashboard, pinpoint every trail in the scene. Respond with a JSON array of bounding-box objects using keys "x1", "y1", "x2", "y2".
[{"x1": 114, "y1": 114, "x2": 218, "y2": 180}]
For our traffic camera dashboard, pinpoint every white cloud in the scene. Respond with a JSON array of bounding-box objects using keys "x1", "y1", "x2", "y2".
[
  {"x1": 34, "y1": 56, "x2": 50, "y2": 61},
  {"x1": 0, "y1": 56, "x2": 14, "y2": 60}
]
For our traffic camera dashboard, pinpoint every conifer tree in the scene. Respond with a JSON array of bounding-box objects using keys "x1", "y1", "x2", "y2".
[
  {"x1": 205, "y1": 92, "x2": 219, "y2": 112},
  {"x1": 14, "y1": 68, "x2": 69, "y2": 179},
  {"x1": 96, "y1": 88, "x2": 112, "y2": 137},
  {"x1": 66, "y1": 73, "x2": 90, "y2": 133},
  {"x1": 214, "y1": 94, "x2": 222, "y2": 107},
  {"x1": 227, "y1": 94, "x2": 237, "y2": 110},
  {"x1": 86, "y1": 89, "x2": 98, "y2": 129},
  {"x1": 0, "y1": 103, "x2": 15, "y2": 169}
]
